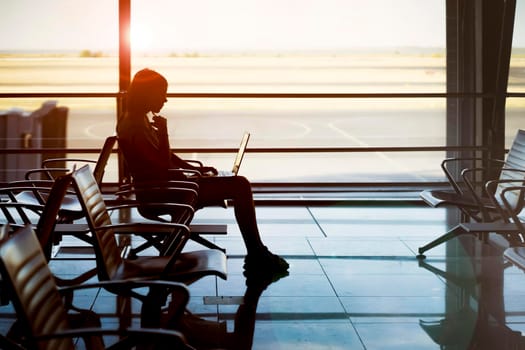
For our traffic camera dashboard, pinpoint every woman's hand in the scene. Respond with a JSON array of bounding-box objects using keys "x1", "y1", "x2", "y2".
[
  {"x1": 200, "y1": 166, "x2": 218, "y2": 176},
  {"x1": 152, "y1": 115, "x2": 168, "y2": 134}
]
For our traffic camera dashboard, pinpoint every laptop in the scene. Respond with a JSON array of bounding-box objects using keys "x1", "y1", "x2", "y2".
[{"x1": 213, "y1": 132, "x2": 251, "y2": 177}]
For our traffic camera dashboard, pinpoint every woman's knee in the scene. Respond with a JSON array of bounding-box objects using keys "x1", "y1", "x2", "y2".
[{"x1": 235, "y1": 176, "x2": 252, "y2": 191}]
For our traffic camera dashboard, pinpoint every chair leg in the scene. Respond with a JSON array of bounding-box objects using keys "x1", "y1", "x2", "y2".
[
  {"x1": 190, "y1": 233, "x2": 226, "y2": 253},
  {"x1": 417, "y1": 225, "x2": 468, "y2": 259}
]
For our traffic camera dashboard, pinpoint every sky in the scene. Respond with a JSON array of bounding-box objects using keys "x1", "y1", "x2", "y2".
[{"x1": 0, "y1": 0, "x2": 524, "y2": 53}]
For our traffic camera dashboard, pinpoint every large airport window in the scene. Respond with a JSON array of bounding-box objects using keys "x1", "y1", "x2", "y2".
[
  {"x1": 0, "y1": 1, "x2": 119, "y2": 181},
  {"x1": 129, "y1": 0, "x2": 447, "y2": 183},
  {"x1": 508, "y1": 0, "x2": 525, "y2": 148},
  {"x1": 8, "y1": 1, "x2": 524, "y2": 184},
  {"x1": 0, "y1": 0, "x2": 119, "y2": 95}
]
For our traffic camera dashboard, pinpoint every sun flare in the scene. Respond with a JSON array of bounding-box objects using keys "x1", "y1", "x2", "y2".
[{"x1": 129, "y1": 24, "x2": 152, "y2": 52}]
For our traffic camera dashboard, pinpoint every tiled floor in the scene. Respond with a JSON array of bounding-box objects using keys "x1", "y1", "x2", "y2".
[{"x1": 3, "y1": 204, "x2": 525, "y2": 349}]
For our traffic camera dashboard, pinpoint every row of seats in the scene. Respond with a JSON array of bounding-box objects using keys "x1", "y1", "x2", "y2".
[
  {"x1": 418, "y1": 129, "x2": 525, "y2": 269},
  {"x1": 0, "y1": 145, "x2": 233, "y2": 348}
]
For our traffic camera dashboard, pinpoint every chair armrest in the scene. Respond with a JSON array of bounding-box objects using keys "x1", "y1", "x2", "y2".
[
  {"x1": 184, "y1": 159, "x2": 204, "y2": 167},
  {"x1": 0, "y1": 183, "x2": 75, "y2": 205},
  {"x1": 116, "y1": 184, "x2": 198, "y2": 201},
  {"x1": 119, "y1": 180, "x2": 199, "y2": 192},
  {"x1": 25, "y1": 167, "x2": 71, "y2": 181},
  {"x1": 0, "y1": 202, "x2": 45, "y2": 226},
  {"x1": 0, "y1": 201, "x2": 44, "y2": 210},
  {"x1": 4, "y1": 179, "x2": 56, "y2": 188},
  {"x1": 485, "y1": 175, "x2": 525, "y2": 220},
  {"x1": 459, "y1": 167, "x2": 490, "y2": 206},
  {"x1": 106, "y1": 202, "x2": 195, "y2": 220},
  {"x1": 91, "y1": 220, "x2": 192, "y2": 261},
  {"x1": 497, "y1": 184, "x2": 525, "y2": 227},
  {"x1": 441, "y1": 157, "x2": 505, "y2": 194},
  {"x1": 0, "y1": 184, "x2": 61, "y2": 203},
  {"x1": 169, "y1": 167, "x2": 203, "y2": 177},
  {"x1": 92, "y1": 222, "x2": 192, "y2": 240},
  {"x1": 42, "y1": 157, "x2": 96, "y2": 167},
  {"x1": 113, "y1": 186, "x2": 199, "y2": 219},
  {"x1": 460, "y1": 165, "x2": 520, "y2": 207},
  {"x1": 442, "y1": 157, "x2": 504, "y2": 167}
]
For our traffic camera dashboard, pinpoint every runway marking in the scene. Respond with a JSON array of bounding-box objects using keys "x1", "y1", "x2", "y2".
[
  {"x1": 327, "y1": 121, "x2": 426, "y2": 181},
  {"x1": 85, "y1": 121, "x2": 114, "y2": 140}
]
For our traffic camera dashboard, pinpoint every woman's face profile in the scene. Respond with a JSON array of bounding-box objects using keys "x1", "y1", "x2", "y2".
[{"x1": 148, "y1": 84, "x2": 168, "y2": 113}]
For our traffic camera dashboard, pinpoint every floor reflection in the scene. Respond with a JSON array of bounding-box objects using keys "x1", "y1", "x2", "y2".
[
  {"x1": 3, "y1": 205, "x2": 525, "y2": 349},
  {"x1": 419, "y1": 238, "x2": 525, "y2": 349},
  {"x1": 179, "y1": 271, "x2": 289, "y2": 350}
]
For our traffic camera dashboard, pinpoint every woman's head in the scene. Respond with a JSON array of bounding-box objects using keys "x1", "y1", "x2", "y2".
[{"x1": 127, "y1": 68, "x2": 168, "y2": 114}]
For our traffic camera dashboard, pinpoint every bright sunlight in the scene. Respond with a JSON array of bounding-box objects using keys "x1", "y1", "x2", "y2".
[{"x1": 129, "y1": 23, "x2": 152, "y2": 52}]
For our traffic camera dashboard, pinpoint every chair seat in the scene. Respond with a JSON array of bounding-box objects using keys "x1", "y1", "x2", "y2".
[
  {"x1": 420, "y1": 189, "x2": 493, "y2": 209},
  {"x1": 15, "y1": 191, "x2": 83, "y2": 220},
  {"x1": 504, "y1": 247, "x2": 525, "y2": 271},
  {"x1": 118, "y1": 249, "x2": 228, "y2": 283}
]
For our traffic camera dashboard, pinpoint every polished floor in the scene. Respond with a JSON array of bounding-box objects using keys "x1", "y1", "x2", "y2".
[{"x1": 3, "y1": 204, "x2": 525, "y2": 349}]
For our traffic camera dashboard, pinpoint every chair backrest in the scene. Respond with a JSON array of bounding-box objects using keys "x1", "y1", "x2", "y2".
[
  {"x1": 34, "y1": 174, "x2": 73, "y2": 259},
  {"x1": 493, "y1": 130, "x2": 525, "y2": 214},
  {"x1": 0, "y1": 177, "x2": 71, "y2": 257},
  {"x1": 38, "y1": 135, "x2": 117, "y2": 186},
  {"x1": 71, "y1": 164, "x2": 195, "y2": 279},
  {"x1": 92, "y1": 135, "x2": 118, "y2": 185},
  {"x1": 0, "y1": 225, "x2": 75, "y2": 350},
  {"x1": 70, "y1": 164, "x2": 123, "y2": 281},
  {"x1": 503, "y1": 130, "x2": 525, "y2": 171}
]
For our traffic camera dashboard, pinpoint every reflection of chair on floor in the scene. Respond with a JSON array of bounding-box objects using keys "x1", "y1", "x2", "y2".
[
  {"x1": 70, "y1": 165, "x2": 227, "y2": 326},
  {"x1": 0, "y1": 224, "x2": 194, "y2": 350},
  {"x1": 420, "y1": 304, "x2": 525, "y2": 349},
  {"x1": 418, "y1": 129, "x2": 525, "y2": 258},
  {"x1": 419, "y1": 254, "x2": 480, "y2": 349},
  {"x1": 419, "y1": 307, "x2": 477, "y2": 349},
  {"x1": 419, "y1": 229, "x2": 525, "y2": 350}
]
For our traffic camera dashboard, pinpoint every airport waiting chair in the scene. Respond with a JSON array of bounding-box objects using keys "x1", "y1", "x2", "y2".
[
  {"x1": 69, "y1": 163, "x2": 227, "y2": 287},
  {"x1": 118, "y1": 148, "x2": 228, "y2": 251},
  {"x1": 51, "y1": 134, "x2": 226, "y2": 252},
  {"x1": 7, "y1": 134, "x2": 225, "y2": 253},
  {"x1": 418, "y1": 129, "x2": 525, "y2": 258},
  {"x1": 489, "y1": 182, "x2": 525, "y2": 271},
  {"x1": 0, "y1": 224, "x2": 194, "y2": 350},
  {"x1": 2, "y1": 169, "x2": 223, "y2": 329},
  {"x1": 1, "y1": 153, "x2": 210, "y2": 260},
  {"x1": 0, "y1": 177, "x2": 103, "y2": 253},
  {"x1": 1, "y1": 135, "x2": 117, "y2": 248},
  {"x1": 0, "y1": 173, "x2": 102, "y2": 287},
  {"x1": 0, "y1": 177, "x2": 98, "y2": 258},
  {"x1": 120, "y1": 178, "x2": 227, "y2": 252},
  {"x1": 20, "y1": 135, "x2": 118, "y2": 224},
  {"x1": 1, "y1": 167, "x2": 203, "y2": 278},
  {"x1": 420, "y1": 129, "x2": 525, "y2": 221}
]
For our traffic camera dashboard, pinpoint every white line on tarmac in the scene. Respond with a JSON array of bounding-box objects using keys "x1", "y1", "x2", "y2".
[
  {"x1": 327, "y1": 121, "x2": 426, "y2": 180},
  {"x1": 85, "y1": 121, "x2": 114, "y2": 140}
]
